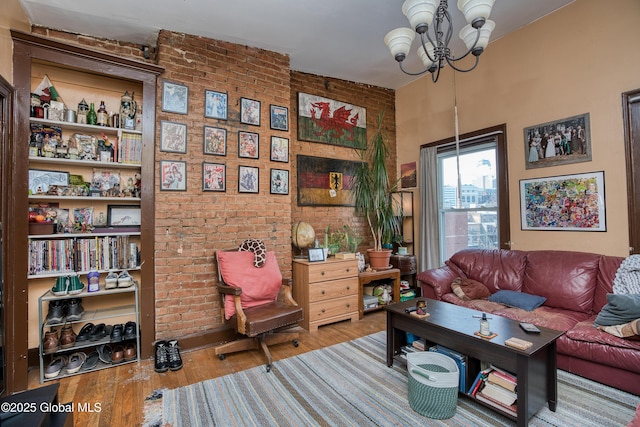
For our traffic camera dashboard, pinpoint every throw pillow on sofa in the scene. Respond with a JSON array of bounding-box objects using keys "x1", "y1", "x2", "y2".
[
  {"x1": 594, "y1": 293, "x2": 640, "y2": 326},
  {"x1": 488, "y1": 290, "x2": 547, "y2": 311},
  {"x1": 450, "y1": 277, "x2": 491, "y2": 300}
]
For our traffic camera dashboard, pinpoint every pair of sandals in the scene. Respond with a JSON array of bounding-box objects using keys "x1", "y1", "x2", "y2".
[{"x1": 44, "y1": 351, "x2": 87, "y2": 379}]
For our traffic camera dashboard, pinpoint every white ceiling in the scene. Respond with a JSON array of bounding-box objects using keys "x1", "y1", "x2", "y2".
[{"x1": 17, "y1": 0, "x2": 574, "y2": 90}]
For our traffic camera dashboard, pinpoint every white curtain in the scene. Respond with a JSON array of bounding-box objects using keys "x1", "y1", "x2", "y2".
[{"x1": 418, "y1": 146, "x2": 441, "y2": 271}]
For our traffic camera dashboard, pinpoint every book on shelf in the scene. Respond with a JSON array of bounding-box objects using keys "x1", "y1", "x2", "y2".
[
  {"x1": 487, "y1": 369, "x2": 517, "y2": 392},
  {"x1": 475, "y1": 391, "x2": 517, "y2": 417},
  {"x1": 429, "y1": 345, "x2": 467, "y2": 393},
  {"x1": 467, "y1": 367, "x2": 492, "y2": 396},
  {"x1": 480, "y1": 381, "x2": 517, "y2": 406},
  {"x1": 411, "y1": 339, "x2": 426, "y2": 351}
]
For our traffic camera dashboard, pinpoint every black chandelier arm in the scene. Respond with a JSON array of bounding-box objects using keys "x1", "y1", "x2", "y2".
[
  {"x1": 445, "y1": 53, "x2": 480, "y2": 73},
  {"x1": 419, "y1": 32, "x2": 438, "y2": 64},
  {"x1": 448, "y1": 28, "x2": 480, "y2": 63},
  {"x1": 398, "y1": 60, "x2": 433, "y2": 77}
]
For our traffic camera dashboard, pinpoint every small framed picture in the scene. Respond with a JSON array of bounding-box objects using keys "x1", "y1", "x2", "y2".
[
  {"x1": 270, "y1": 136, "x2": 289, "y2": 163},
  {"x1": 270, "y1": 105, "x2": 289, "y2": 131},
  {"x1": 204, "y1": 90, "x2": 228, "y2": 120},
  {"x1": 308, "y1": 248, "x2": 326, "y2": 263},
  {"x1": 72, "y1": 207, "x2": 94, "y2": 228},
  {"x1": 202, "y1": 162, "x2": 226, "y2": 192},
  {"x1": 28, "y1": 169, "x2": 69, "y2": 194},
  {"x1": 240, "y1": 97, "x2": 261, "y2": 126},
  {"x1": 270, "y1": 168, "x2": 289, "y2": 195},
  {"x1": 203, "y1": 126, "x2": 227, "y2": 156},
  {"x1": 238, "y1": 166, "x2": 259, "y2": 193},
  {"x1": 161, "y1": 80, "x2": 189, "y2": 115},
  {"x1": 160, "y1": 160, "x2": 187, "y2": 191},
  {"x1": 107, "y1": 205, "x2": 141, "y2": 227},
  {"x1": 160, "y1": 120, "x2": 187, "y2": 153},
  {"x1": 238, "y1": 131, "x2": 259, "y2": 159}
]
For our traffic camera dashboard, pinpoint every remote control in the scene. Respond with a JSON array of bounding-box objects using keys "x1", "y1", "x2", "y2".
[{"x1": 519, "y1": 322, "x2": 541, "y2": 333}]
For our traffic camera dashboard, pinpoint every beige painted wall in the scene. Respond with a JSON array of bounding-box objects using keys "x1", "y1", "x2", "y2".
[
  {"x1": 396, "y1": 0, "x2": 640, "y2": 258},
  {"x1": 0, "y1": 0, "x2": 30, "y2": 83}
]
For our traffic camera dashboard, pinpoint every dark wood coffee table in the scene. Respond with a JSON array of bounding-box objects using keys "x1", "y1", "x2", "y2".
[{"x1": 386, "y1": 299, "x2": 564, "y2": 426}]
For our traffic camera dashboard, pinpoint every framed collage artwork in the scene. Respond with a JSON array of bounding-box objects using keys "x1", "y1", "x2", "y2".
[
  {"x1": 238, "y1": 131, "x2": 259, "y2": 159},
  {"x1": 270, "y1": 136, "x2": 289, "y2": 163},
  {"x1": 161, "y1": 81, "x2": 189, "y2": 115},
  {"x1": 204, "y1": 90, "x2": 228, "y2": 120},
  {"x1": 203, "y1": 126, "x2": 226, "y2": 156},
  {"x1": 240, "y1": 97, "x2": 260, "y2": 126},
  {"x1": 202, "y1": 162, "x2": 226, "y2": 192},
  {"x1": 160, "y1": 121, "x2": 187, "y2": 153},
  {"x1": 238, "y1": 166, "x2": 259, "y2": 193},
  {"x1": 160, "y1": 160, "x2": 187, "y2": 191},
  {"x1": 270, "y1": 105, "x2": 289, "y2": 131},
  {"x1": 270, "y1": 169, "x2": 289, "y2": 195}
]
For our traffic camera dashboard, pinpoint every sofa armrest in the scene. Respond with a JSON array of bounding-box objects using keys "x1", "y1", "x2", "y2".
[{"x1": 417, "y1": 266, "x2": 458, "y2": 300}]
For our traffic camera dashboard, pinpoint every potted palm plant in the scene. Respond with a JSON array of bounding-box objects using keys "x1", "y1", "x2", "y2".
[{"x1": 353, "y1": 112, "x2": 399, "y2": 269}]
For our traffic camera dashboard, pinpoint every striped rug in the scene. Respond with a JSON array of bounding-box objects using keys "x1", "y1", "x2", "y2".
[{"x1": 159, "y1": 332, "x2": 639, "y2": 427}]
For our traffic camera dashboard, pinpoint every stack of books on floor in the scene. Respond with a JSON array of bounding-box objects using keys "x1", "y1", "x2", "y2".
[{"x1": 468, "y1": 366, "x2": 517, "y2": 417}]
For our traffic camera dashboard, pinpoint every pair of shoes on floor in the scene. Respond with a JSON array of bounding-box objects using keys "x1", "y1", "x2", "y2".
[
  {"x1": 44, "y1": 352, "x2": 86, "y2": 378},
  {"x1": 105, "y1": 271, "x2": 135, "y2": 289},
  {"x1": 51, "y1": 275, "x2": 84, "y2": 296},
  {"x1": 45, "y1": 298, "x2": 85, "y2": 324},
  {"x1": 154, "y1": 339, "x2": 182, "y2": 373}
]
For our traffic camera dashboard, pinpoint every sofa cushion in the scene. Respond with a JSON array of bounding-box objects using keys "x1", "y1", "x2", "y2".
[
  {"x1": 565, "y1": 319, "x2": 640, "y2": 352},
  {"x1": 451, "y1": 277, "x2": 491, "y2": 300},
  {"x1": 594, "y1": 294, "x2": 640, "y2": 326},
  {"x1": 441, "y1": 293, "x2": 507, "y2": 313},
  {"x1": 523, "y1": 250, "x2": 600, "y2": 314},
  {"x1": 493, "y1": 305, "x2": 588, "y2": 331},
  {"x1": 593, "y1": 255, "x2": 625, "y2": 313},
  {"x1": 448, "y1": 249, "x2": 527, "y2": 293},
  {"x1": 488, "y1": 290, "x2": 546, "y2": 311}
]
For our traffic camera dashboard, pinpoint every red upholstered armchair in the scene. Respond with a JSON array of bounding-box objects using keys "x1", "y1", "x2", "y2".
[{"x1": 214, "y1": 247, "x2": 303, "y2": 371}]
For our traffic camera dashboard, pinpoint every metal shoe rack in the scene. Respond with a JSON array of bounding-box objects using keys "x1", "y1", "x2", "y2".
[{"x1": 38, "y1": 284, "x2": 141, "y2": 383}]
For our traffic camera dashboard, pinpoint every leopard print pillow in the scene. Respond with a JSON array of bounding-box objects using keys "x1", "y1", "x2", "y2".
[{"x1": 239, "y1": 239, "x2": 267, "y2": 268}]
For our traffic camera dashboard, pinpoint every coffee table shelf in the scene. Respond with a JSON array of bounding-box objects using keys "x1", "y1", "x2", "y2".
[{"x1": 385, "y1": 299, "x2": 564, "y2": 426}]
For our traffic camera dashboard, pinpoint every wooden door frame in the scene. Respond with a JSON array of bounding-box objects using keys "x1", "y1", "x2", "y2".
[
  {"x1": 0, "y1": 73, "x2": 14, "y2": 396},
  {"x1": 623, "y1": 88, "x2": 640, "y2": 254}
]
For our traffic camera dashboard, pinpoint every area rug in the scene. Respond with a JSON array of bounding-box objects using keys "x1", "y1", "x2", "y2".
[{"x1": 154, "y1": 331, "x2": 638, "y2": 427}]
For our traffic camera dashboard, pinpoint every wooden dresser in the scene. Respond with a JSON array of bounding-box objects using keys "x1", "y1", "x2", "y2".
[{"x1": 292, "y1": 258, "x2": 359, "y2": 332}]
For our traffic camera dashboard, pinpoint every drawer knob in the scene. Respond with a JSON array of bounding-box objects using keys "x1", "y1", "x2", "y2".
[
  {"x1": 321, "y1": 309, "x2": 326, "y2": 313},
  {"x1": 321, "y1": 271, "x2": 325, "y2": 276},
  {"x1": 346, "y1": 268, "x2": 350, "y2": 272},
  {"x1": 346, "y1": 303, "x2": 350, "y2": 308},
  {"x1": 346, "y1": 285, "x2": 350, "y2": 290},
  {"x1": 321, "y1": 289, "x2": 326, "y2": 295}
]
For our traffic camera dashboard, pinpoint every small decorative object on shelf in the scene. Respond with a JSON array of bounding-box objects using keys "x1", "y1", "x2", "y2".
[
  {"x1": 97, "y1": 100, "x2": 108, "y2": 126},
  {"x1": 87, "y1": 102, "x2": 97, "y2": 125},
  {"x1": 77, "y1": 98, "x2": 89, "y2": 124},
  {"x1": 479, "y1": 313, "x2": 491, "y2": 336},
  {"x1": 120, "y1": 91, "x2": 136, "y2": 130}
]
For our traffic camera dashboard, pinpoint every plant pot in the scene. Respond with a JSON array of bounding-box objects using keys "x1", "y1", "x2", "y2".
[{"x1": 367, "y1": 249, "x2": 392, "y2": 270}]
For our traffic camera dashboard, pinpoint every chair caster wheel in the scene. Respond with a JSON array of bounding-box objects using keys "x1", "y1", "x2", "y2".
[
  {"x1": 266, "y1": 364, "x2": 271, "y2": 372},
  {"x1": 218, "y1": 354, "x2": 225, "y2": 360},
  {"x1": 293, "y1": 339, "x2": 299, "y2": 347}
]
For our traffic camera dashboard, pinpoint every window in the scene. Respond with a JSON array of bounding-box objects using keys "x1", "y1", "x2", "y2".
[
  {"x1": 438, "y1": 142, "x2": 498, "y2": 262},
  {"x1": 420, "y1": 124, "x2": 509, "y2": 267}
]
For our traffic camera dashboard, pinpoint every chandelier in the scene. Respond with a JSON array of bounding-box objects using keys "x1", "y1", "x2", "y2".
[{"x1": 384, "y1": 0, "x2": 496, "y2": 83}]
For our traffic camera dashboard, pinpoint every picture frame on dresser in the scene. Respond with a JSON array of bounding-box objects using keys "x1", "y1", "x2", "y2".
[{"x1": 308, "y1": 248, "x2": 325, "y2": 262}]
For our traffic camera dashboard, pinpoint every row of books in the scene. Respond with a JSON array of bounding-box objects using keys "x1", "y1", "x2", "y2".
[
  {"x1": 28, "y1": 236, "x2": 138, "y2": 275},
  {"x1": 468, "y1": 366, "x2": 518, "y2": 417},
  {"x1": 118, "y1": 132, "x2": 143, "y2": 164}
]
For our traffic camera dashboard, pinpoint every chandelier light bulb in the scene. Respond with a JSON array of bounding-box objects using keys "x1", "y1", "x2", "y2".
[{"x1": 384, "y1": 28, "x2": 416, "y2": 62}]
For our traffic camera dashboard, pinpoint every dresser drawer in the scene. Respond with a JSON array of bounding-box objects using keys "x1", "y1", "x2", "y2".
[
  {"x1": 309, "y1": 278, "x2": 357, "y2": 302},
  {"x1": 307, "y1": 261, "x2": 357, "y2": 283},
  {"x1": 309, "y1": 295, "x2": 359, "y2": 322}
]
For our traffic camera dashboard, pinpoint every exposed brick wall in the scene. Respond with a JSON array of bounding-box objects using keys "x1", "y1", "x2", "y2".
[
  {"x1": 290, "y1": 72, "x2": 396, "y2": 253},
  {"x1": 27, "y1": 27, "x2": 396, "y2": 343}
]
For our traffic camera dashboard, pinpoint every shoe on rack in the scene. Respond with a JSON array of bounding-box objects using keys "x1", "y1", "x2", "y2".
[
  {"x1": 43, "y1": 329, "x2": 59, "y2": 355},
  {"x1": 97, "y1": 344, "x2": 113, "y2": 364},
  {"x1": 66, "y1": 298, "x2": 85, "y2": 322},
  {"x1": 76, "y1": 323, "x2": 94, "y2": 342},
  {"x1": 67, "y1": 275, "x2": 85, "y2": 295},
  {"x1": 45, "y1": 300, "x2": 66, "y2": 325},
  {"x1": 123, "y1": 321, "x2": 137, "y2": 340},
  {"x1": 105, "y1": 272, "x2": 118, "y2": 289},
  {"x1": 66, "y1": 352, "x2": 86, "y2": 374},
  {"x1": 124, "y1": 343, "x2": 137, "y2": 362},
  {"x1": 111, "y1": 345, "x2": 125, "y2": 364},
  {"x1": 82, "y1": 351, "x2": 100, "y2": 371},
  {"x1": 154, "y1": 340, "x2": 169, "y2": 373},
  {"x1": 52, "y1": 276, "x2": 70, "y2": 296},
  {"x1": 44, "y1": 355, "x2": 68, "y2": 379},
  {"x1": 167, "y1": 340, "x2": 183, "y2": 371},
  {"x1": 89, "y1": 323, "x2": 108, "y2": 341},
  {"x1": 110, "y1": 324, "x2": 124, "y2": 343},
  {"x1": 60, "y1": 324, "x2": 76, "y2": 349},
  {"x1": 117, "y1": 271, "x2": 133, "y2": 288}
]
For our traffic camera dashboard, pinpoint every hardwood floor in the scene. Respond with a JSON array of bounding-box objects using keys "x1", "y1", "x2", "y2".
[{"x1": 27, "y1": 311, "x2": 386, "y2": 426}]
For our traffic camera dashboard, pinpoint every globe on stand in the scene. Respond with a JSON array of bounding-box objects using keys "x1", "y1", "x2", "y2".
[{"x1": 292, "y1": 221, "x2": 315, "y2": 259}]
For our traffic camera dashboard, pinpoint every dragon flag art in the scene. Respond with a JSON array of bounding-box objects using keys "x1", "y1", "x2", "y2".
[{"x1": 297, "y1": 92, "x2": 367, "y2": 149}]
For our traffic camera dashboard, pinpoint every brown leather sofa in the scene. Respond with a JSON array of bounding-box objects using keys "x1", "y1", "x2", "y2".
[{"x1": 417, "y1": 248, "x2": 640, "y2": 396}]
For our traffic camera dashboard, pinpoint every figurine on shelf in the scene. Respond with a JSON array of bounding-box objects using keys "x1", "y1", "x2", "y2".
[
  {"x1": 133, "y1": 172, "x2": 141, "y2": 198},
  {"x1": 120, "y1": 91, "x2": 136, "y2": 130}
]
